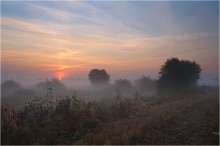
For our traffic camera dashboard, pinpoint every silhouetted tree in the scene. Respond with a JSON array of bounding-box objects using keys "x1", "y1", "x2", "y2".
[
  {"x1": 1, "y1": 80, "x2": 22, "y2": 96},
  {"x1": 114, "y1": 79, "x2": 133, "y2": 92},
  {"x1": 89, "y1": 69, "x2": 110, "y2": 85},
  {"x1": 158, "y1": 58, "x2": 201, "y2": 92}
]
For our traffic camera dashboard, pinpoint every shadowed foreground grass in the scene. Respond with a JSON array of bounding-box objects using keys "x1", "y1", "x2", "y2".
[
  {"x1": 79, "y1": 94, "x2": 219, "y2": 145},
  {"x1": 1, "y1": 89, "x2": 219, "y2": 145}
]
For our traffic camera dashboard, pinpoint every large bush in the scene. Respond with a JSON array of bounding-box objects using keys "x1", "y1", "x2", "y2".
[
  {"x1": 158, "y1": 58, "x2": 201, "y2": 92},
  {"x1": 88, "y1": 69, "x2": 110, "y2": 85}
]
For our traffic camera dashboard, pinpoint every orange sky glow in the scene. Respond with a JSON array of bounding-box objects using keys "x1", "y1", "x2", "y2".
[{"x1": 1, "y1": 1, "x2": 219, "y2": 85}]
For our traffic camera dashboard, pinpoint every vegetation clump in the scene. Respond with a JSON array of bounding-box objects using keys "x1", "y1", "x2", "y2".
[
  {"x1": 158, "y1": 58, "x2": 201, "y2": 93},
  {"x1": 1, "y1": 88, "x2": 141, "y2": 144},
  {"x1": 89, "y1": 69, "x2": 110, "y2": 85}
]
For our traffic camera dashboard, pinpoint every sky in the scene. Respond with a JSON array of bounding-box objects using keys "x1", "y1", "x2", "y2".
[{"x1": 1, "y1": 1, "x2": 219, "y2": 86}]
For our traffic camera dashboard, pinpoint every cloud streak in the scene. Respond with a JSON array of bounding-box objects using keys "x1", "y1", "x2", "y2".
[{"x1": 1, "y1": 1, "x2": 219, "y2": 83}]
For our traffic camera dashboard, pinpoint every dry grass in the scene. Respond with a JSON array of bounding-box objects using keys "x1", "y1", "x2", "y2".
[
  {"x1": 1, "y1": 89, "x2": 219, "y2": 145},
  {"x1": 78, "y1": 94, "x2": 219, "y2": 145}
]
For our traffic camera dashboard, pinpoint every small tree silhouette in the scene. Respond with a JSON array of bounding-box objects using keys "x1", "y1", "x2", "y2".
[{"x1": 88, "y1": 69, "x2": 110, "y2": 85}]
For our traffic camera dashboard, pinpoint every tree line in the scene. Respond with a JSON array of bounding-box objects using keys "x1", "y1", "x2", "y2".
[
  {"x1": 88, "y1": 57, "x2": 201, "y2": 93},
  {"x1": 2, "y1": 57, "x2": 202, "y2": 97}
]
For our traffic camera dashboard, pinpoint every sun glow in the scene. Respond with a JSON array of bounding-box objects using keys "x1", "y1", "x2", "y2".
[{"x1": 55, "y1": 72, "x2": 65, "y2": 80}]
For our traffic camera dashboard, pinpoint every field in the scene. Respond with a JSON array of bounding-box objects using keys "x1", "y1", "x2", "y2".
[
  {"x1": 1, "y1": 87, "x2": 219, "y2": 145},
  {"x1": 2, "y1": 1, "x2": 219, "y2": 145}
]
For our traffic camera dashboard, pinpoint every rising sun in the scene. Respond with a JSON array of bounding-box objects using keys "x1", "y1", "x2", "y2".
[{"x1": 55, "y1": 72, "x2": 65, "y2": 80}]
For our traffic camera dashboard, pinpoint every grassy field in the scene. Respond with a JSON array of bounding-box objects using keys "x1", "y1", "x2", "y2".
[
  {"x1": 1, "y1": 88, "x2": 219, "y2": 145},
  {"x1": 78, "y1": 94, "x2": 219, "y2": 145}
]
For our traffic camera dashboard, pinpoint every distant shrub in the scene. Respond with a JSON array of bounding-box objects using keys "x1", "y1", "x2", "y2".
[
  {"x1": 1, "y1": 80, "x2": 22, "y2": 96},
  {"x1": 114, "y1": 79, "x2": 133, "y2": 93},
  {"x1": 35, "y1": 79, "x2": 66, "y2": 93},
  {"x1": 89, "y1": 69, "x2": 110, "y2": 85},
  {"x1": 134, "y1": 76, "x2": 157, "y2": 95}
]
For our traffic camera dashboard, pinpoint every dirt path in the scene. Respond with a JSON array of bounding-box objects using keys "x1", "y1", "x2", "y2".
[
  {"x1": 77, "y1": 94, "x2": 219, "y2": 145},
  {"x1": 168, "y1": 95, "x2": 219, "y2": 145}
]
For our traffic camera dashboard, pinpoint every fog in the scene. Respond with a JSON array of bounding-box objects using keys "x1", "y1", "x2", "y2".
[
  {"x1": 2, "y1": 75, "x2": 219, "y2": 109},
  {"x1": 1, "y1": 75, "x2": 158, "y2": 108}
]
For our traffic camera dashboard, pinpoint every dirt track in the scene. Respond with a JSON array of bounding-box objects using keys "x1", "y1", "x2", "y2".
[{"x1": 78, "y1": 94, "x2": 219, "y2": 145}]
